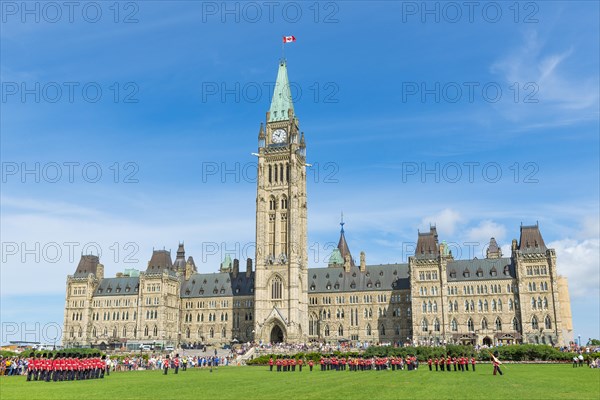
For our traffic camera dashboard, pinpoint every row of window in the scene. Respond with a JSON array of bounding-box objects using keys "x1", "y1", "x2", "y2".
[
  {"x1": 526, "y1": 265, "x2": 548, "y2": 276},
  {"x1": 447, "y1": 283, "x2": 517, "y2": 296},
  {"x1": 529, "y1": 282, "x2": 549, "y2": 292},
  {"x1": 449, "y1": 298, "x2": 519, "y2": 313},
  {"x1": 418, "y1": 271, "x2": 439, "y2": 281}
]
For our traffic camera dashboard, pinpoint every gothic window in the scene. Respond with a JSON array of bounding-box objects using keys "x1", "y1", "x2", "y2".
[
  {"x1": 492, "y1": 300, "x2": 497, "y2": 311},
  {"x1": 467, "y1": 318, "x2": 474, "y2": 332},
  {"x1": 498, "y1": 299, "x2": 502, "y2": 311},
  {"x1": 422, "y1": 302, "x2": 427, "y2": 313},
  {"x1": 538, "y1": 297, "x2": 543, "y2": 309},
  {"x1": 421, "y1": 319, "x2": 428, "y2": 332},
  {"x1": 210, "y1": 328, "x2": 214, "y2": 338},
  {"x1": 153, "y1": 326, "x2": 158, "y2": 336},
  {"x1": 338, "y1": 325, "x2": 343, "y2": 336},
  {"x1": 465, "y1": 301, "x2": 469, "y2": 312},
  {"x1": 481, "y1": 318, "x2": 488, "y2": 330},
  {"x1": 451, "y1": 319, "x2": 458, "y2": 332},
  {"x1": 508, "y1": 299, "x2": 514, "y2": 311},
  {"x1": 433, "y1": 301, "x2": 438, "y2": 313},
  {"x1": 512, "y1": 317, "x2": 519, "y2": 331},
  {"x1": 478, "y1": 300, "x2": 483, "y2": 312},
  {"x1": 366, "y1": 324, "x2": 372, "y2": 336},
  {"x1": 531, "y1": 297, "x2": 536, "y2": 310},
  {"x1": 484, "y1": 300, "x2": 489, "y2": 312},
  {"x1": 531, "y1": 316, "x2": 539, "y2": 330},
  {"x1": 545, "y1": 315, "x2": 552, "y2": 329},
  {"x1": 123, "y1": 326, "x2": 127, "y2": 337},
  {"x1": 543, "y1": 297, "x2": 548, "y2": 309},
  {"x1": 434, "y1": 319, "x2": 440, "y2": 332},
  {"x1": 495, "y1": 318, "x2": 502, "y2": 331},
  {"x1": 144, "y1": 326, "x2": 149, "y2": 336},
  {"x1": 221, "y1": 327, "x2": 226, "y2": 338},
  {"x1": 271, "y1": 276, "x2": 283, "y2": 299},
  {"x1": 268, "y1": 165, "x2": 272, "y2": 183},
  {"x1": 454, "y1": 300, "x2": 458, "y2": 312},
  {"x1": 379, "y1": 324, "x2": 385, "y2": 336}
]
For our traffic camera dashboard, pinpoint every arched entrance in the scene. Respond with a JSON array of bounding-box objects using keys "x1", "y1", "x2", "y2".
[
  {"x1": 483, "y1": 336, "x2": 492, "y2": 346},
  {"x1": 270, "y1": 325, "x2": 284, "y2": 343}
]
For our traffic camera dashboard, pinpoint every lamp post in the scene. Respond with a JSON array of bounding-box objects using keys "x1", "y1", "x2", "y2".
[{"x1": 578, "y1": 335, "x2": 581, "y2": 347}]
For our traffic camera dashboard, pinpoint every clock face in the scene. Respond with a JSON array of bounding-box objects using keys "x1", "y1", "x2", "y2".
[{"x1": 271, "y1": 129, "x2": 287, "y2": 144}]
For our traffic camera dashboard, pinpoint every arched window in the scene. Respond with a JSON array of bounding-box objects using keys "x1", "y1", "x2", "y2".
[
  {"x1": 495, "y1": 318, "x2": 502, "y2": 331},
  {"x1": 428, "y1": 301, "x2": 432, "y2": 313},
  {"x1": 421, "y1": 319, "x2": 428, "y2": 332},
  {"x1": 498, "y1": 299, "x2": 503, "y2": 311},
  {"x1": 531, "y1": 297, "x2": 536, "y2": 310},
  {"x1": 531, "y1": 316, "x2": 539, "y2": 330},
  {"x1": 422, "y1": 302, "x2": 427, "y2": 313},
  {"x1": 451, "y1": 319, "x2": 458, "y2": 332},
  {"x1": 478, "y1": 300, "x2": 483, "y2": 312},
  {"x1": 366, "y1": 324, "x2": 372, "y2": 336},
  {"x1": 221, "y1": 327, "x2": 226, "y2": 338},
  {"x1": 545, "y1": 315, "x2": 552, "y2": 329},
  {"x1": 123, "y1": 326, "x2": 127, "y2": 337},
  {"x1": 454, "y1": 300, "x2": 458, "y2": 312},
  {"x1": 144, "y1": 326, "x2": 149, "y2": 336},
  {"x1": 153, "y1": 326, "x2": 158, "y2": 336},
  {"x1": 434, "y1": 319, "x2": 440, "y2": 332},
  {"x1": 271, "y1": 275, "x2": 283, "y2": 300},
  {"x1": 210, "y1": 327, "x2": 214, "y2": 338},
  {"x1": 465, "y1": 301, "x2": 469, "y2": 312},
  {"x1": 538, "y1": 297, "x2": 543, "y2": 309},
  {"x1": 484, "y1": 300, "x2": 489, "y2": 312},
  {"x1": 324, "y1": 325, "x2": 330, "y2": 336},
  {"x1": 512, "y1": 317, "x2": 519, "y2": 331},
  {"x1": 508, "y1": 299, "x2": 514, "y2": 311},
  {"x1": 379, "y1": 324, "x2": 386, "y2": 336},
  {"x1": 467, "y1": 318, "x2": 474, "y2": 332},
  {"x1": 481, "y1": 318, "x2": 488, "y2": 331},
  {"x1": 338, "y1": 325, "x2": 343, "y2": 336},
  {"x1": 543, "y1": 297, "x2": 548, "y2": 309},
  {"x1": 492, "y1": 300, "x2": 497, "y2": 311},
  {"x1": 433, "y1": 301, "x2": 438, "y2": 313}
]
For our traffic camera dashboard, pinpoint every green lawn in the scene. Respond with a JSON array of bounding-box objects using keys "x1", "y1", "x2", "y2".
[{"x1": 1, "y1": 365, "x2": 598, "y2": 399}]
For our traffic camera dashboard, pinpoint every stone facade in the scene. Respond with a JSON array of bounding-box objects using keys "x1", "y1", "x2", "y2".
[{"x1": 63, "y1": 60, "x2": 573, "y2": 349}]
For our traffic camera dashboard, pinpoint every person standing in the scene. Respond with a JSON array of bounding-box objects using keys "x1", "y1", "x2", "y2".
[
  {"x1": 174, "y1": 354, "x2": 180, "y2": 374},
  {"x1": 471, "y1": 357, "x2": 476, "y2": 372},
  {"x1": 490, "y1": 353, "x2": 503, "y2": 376},
  {"x1": 163, "y1": 355, "x2": 170, "y2": 375},
  {"x1": 269, "y1": 357, "x2": 274, "y2": 372},
  {"x1": 308, "y1": 359, "x2": 314, "y2": 372},
  {"x1": 427, "y1": 358, "x2": 432, "y2": 371}
]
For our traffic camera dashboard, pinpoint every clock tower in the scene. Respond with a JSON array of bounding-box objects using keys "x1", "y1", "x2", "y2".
[{"x1": 254, "y1": 59, "x2": 308, "y2": 343}]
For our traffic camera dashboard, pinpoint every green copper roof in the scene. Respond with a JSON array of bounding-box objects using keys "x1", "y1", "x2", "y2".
[
  {"x1": 220, "y1": 254, "x2": 232, "y2": 271},
  {"x1": 268, "y1": 60, "x2": 294, "y2": 122},
  {"x1": 328, "y1": 248, "x2": 344, "y2": 265}
]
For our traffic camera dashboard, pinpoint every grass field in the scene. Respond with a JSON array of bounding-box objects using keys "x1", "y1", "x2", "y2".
[{"x1": 1, "y1": 364, "x2": 599, "y2": 400}]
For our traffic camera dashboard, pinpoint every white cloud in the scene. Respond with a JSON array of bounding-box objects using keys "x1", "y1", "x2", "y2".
[
  {"x1": 420, "y1": 208, "x2": 463, "y2": 236},
  {"x1": 490, "y1": 30, "x2": 599, "y2": 125},
  {"x1": 548, "y1": 238, "x2": 600, "y2": 299}
]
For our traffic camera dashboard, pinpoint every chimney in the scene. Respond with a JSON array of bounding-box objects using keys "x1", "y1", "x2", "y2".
[
  {"x1": 233, "y1": 258, "x2": 239, "y2": 278},
  {"x1": 360, "y1": 252, "x2": 366, "y2": 272},
  {"x1": 246, "y1": 258, "x2": 253, "y2": 277},
  {"x1": 96, "y1": 263, "x2": 104, "y2": 280}
]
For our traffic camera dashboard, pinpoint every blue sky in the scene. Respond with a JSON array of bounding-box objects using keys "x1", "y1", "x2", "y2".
[{"x1": 1, "y1": 1, "x2": 598, "y2": 345}]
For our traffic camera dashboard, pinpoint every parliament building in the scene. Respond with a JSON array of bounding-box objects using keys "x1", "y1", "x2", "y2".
[{"x1": 63, "y1": 60, "x2": 574, "y2": 349}]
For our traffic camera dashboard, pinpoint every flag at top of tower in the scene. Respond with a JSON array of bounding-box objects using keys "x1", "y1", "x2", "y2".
[{"x1": 283, "y1": 36, "x2": 296, "y2": 43}]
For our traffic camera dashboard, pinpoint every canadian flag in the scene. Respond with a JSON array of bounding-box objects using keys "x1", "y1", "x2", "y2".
[{"x1": 283, "y1": 36, "x2": 296, "y2": 43}]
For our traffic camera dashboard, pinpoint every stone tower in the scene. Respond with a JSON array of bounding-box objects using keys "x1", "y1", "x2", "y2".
[{"x1": 254, "y1": 59, "x2": 308, "y2": 343}]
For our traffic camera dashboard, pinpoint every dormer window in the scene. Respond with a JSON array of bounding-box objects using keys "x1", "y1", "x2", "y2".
[
  {"x1": 503, "y1": 266, "x2": 510, "y2": 276},
  {"x1": 334, "y1": 283, "x2": 340, "y2": 290},
  {"x1": 490, "y1": 268, "x2": 497, "y2": 277},
  {"x1": 450, "y1": 270, "x2": 456, "y2": 278},
  {"x1": 476, "y1": 270, "x2": 483, "y2": 277},
  {"x1": 463, "y1": 270, "x2": 470, "y2": 278},
  {"x1": 310, "y1": 285, "x2": 315, "y2": 291}
]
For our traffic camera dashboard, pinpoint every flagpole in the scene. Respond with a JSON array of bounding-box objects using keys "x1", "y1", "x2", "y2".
[{"x1": 282, "y1": 37, "x2": 285, "y2": 61}]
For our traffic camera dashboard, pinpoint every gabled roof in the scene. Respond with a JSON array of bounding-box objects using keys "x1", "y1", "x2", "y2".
[
  {"x1": 94, "y1": 277, "x2": 139, "y2": 296},
  {"x1": 308, "y1": 264, "x2": 410, "y2": 293},
  {"x1": 446, "y1": 258, "x2": 515, "y2": 282},
  {"x1": 180, "y1": 271, "x2": 255, "y2": 298},
  {"x1": 518, "y1": 224, "x2": 547, "y2": 253},
  {"x1": 415, "y1": 226, "x2": 438, "y2": 259},
  {"x1": 147, "y1": 250, "x2": 173, "y2": 273},
  {"x1": 73, "y1": 255, "x2": 100, "y2": 278}
]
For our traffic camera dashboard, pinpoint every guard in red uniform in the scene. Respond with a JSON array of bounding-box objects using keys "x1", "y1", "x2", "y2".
[
  {"x1": 163, "y1": 355, "x2": 170, "y2": 375},
  {"x1": 471, "y1": 357, "x2": 476, "y2": 372},
  {"x1": 308, "y1": 359, "x2": 314, "y2": 371},
  {"x1": 298, "y1": 358, "x2": 303, "y2": 372},
  {"x1": 269, "y1": 357, "x2": 274, "y2": 372},
  {"x1": 427, "y1": 358, "x2": 432, "y2": 371},
  {"x1": 174, "y1": 354, "x2": 180, "y2": 374}
]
